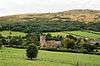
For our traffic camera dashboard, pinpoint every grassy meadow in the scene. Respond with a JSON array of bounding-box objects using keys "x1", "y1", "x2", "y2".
[
  {"x1": 0, "y1": 48, "x2": 100, "y2": 66},
  {"x1": 0, "y1": 30, "x2": 100, "y2": 39},
  {"x1": 44, "y1": 31, "x2": 100, "y2": 39},
  {"x1": 0, "y1": 31, "x2": 26, "y2": 37}
]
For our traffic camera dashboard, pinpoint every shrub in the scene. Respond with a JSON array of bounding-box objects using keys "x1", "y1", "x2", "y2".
[
  {"x1": 0, "y1": 39, "x2": 3, "y2": 49},
  {"x1": 0, "y1": 44, "x2": 2, "y2": 49},
  {"x1": 26, "y1": 44, "x2": 38, "y2": 60},
  {"x1": 40, "y1": 48, "x2": 100, "y2": 55},
  {"x1": 83, "y1": 44, "x2": 95, "y2": 52},
  {"x1": 62, "y1": 38, "x2": 75, "y2": 49}
]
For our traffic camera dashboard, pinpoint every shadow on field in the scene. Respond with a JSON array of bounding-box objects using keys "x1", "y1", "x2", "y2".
[{"x1": 26, "y1": 58, "x2": 39, "y2": 61}]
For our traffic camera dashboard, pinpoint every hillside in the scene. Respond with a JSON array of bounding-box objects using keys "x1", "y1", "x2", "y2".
[
  {"x1": 0, "y1": 9, "x2": 99, "y2": 32},
  {"x1": 0, "y1": 9, "x2": 100, "y2": 23}
]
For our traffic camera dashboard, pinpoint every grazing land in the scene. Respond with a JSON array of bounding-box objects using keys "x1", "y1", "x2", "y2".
[
  {"x1": 0, "y1": 30, "x2": 100, "y2": 39},
  {"x1": 0, "y1": 48, "x2": 100, "y2": 66},
  {"x1": 45, "y1": 31, "x2": 100, "y2": 39},
  {"x1": 0, "y1": 31, "x2": 26, "y2": 37}
]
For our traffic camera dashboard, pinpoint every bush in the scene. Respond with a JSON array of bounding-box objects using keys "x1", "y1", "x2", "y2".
[
  {"x1": 40, "y1": 48, "x2": 100, "y2": 55},
  {"x1": 0, "y1": 44, "x2": 2, "y2": 49},
  {"x1": 0, "y1": 39, "x2": 3, "y2": 49},
  {"x1": 83, "y1": 44, "x2": 95, "y2": 52},
  {"x1": 26, "y1": 44, "x2": 38, "y2": 60}
]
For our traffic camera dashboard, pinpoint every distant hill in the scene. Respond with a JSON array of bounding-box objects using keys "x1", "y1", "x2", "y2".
[
  {"x1": 0, "y1": 9, "x2": 100, "y2": 23},
  {"x1": 0, "y1": 9, "x2": 99, "y2": 32}
]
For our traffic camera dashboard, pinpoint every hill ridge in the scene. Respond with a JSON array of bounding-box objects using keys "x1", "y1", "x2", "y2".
[{"x1": 0, "y1": 9, "x2": 100, "y2": 23}]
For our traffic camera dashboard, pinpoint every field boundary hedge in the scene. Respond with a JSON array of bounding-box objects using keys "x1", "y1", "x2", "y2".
[{"x1": 40, "y1": 48, "x2": 100, "y2": 55}]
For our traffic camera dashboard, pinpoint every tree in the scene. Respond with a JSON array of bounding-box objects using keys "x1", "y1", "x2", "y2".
[
  {"x1": 10, "y1": 36, "x2": 23, "y2": 48},
  {"x1": 62, "y1": 38, "x2": 75, "y2": 49},
  {"x1": 1, "y1": 38, "x2": 7, "y2": 45},
  {"x1": 26, "y1": 33, "x2": 39, "y2": 46},
  {"x1": 56, "y1": 35, "x2": 63, "y2": 41},
  {"x1": 0, "y1": 39, "x2": 3, "y2": 49},
  {"x1": 46, "y1": 33, "x2": 52, "y2": 40},
  {"x1": 67, "y1": 39, "x2": 75, "y2": 49},
  {"x1": 62, "y1": 38, "x2": 68, "y2": 48},
  {"x1": 26, "y1": 44, "x2": 38, "y2": 60},
  {"x1": 0, "y1": 44, "x2": 2, "y2": 49},
  {"x1": 66, "y1": 34, "x2": 77, "y2": 41},
  {"x1": 0, "y1": 34, "x2": 3, "y2": 48}
]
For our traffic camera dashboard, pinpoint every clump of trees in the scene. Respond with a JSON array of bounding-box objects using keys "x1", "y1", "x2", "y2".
[
  {"x1": 62, "y1": 35, "x2": 77, "y2": 49},
  {"x1": 0, "y1": 33, "x2": 39, "y2": 60},
  {"x1": 62, "y1": 34, "x2": 99, "y2": 53},
  {"x1": 26, "y1": 44, "x2": 38, "y2": 60},
  {"x1": 0, "y1": 33, "x2": 40, "y2": 49},
  {"x1": 45, "y1": 33, "x2": 99, "y2": 53}
]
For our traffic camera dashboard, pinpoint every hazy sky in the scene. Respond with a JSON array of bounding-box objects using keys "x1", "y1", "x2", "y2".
[{"x1": 0, "y1": 0, "x2": 100, "y2": 16}]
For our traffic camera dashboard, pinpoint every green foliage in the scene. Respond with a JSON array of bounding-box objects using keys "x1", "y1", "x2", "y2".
[
  {"x1": 66, "y1": 39, "x2": 75, "y2": 49},
  {"x1": 62, "y1": 38, "x2": 69, "y2": 48},
  {"x1": 10, "y1": 36, "x2": 23, "y2": 47},
  {"x1": 26, "y1": 44, "x2": 38, "y2": 60},
  {"x1": 46, "y1": 33, "x2": 52, "y2": 40},
  {"x1": 45, "y1": 31, "x2": 100, "y2": 39},
  {"x1": 55, "y1": 35, "x2": 63, "y2": 41},
  {"x1": 0, "y1": 40, "x2": 2, "y2": 48},
  {"x1": 66, "y1": 35, "x2": 77, "y2": 41},
  {"x1": 46, "y1": 33, "x2": 63, "y2": 41},
  {"x1": 0, "y1": 20, "x2": 99, "y2": 33},
  {"x1": 0, "y1": 31, "x2": 26, "y2": 37},
  {"x1": 0, "y1": 31, "x2": 40, "y2": 48},
  {"x1": 25, "y1": 33, "x2": 40, "y2": 46},
  {"x1": 0, "y1": 34, "x2": 4, "y2": 48},
  {"x1": 62, "y1": 35, "x2": 76, "y2": 49},
  {"x1": 83, "y1": 44, "x2": 96, "y2": 52}
]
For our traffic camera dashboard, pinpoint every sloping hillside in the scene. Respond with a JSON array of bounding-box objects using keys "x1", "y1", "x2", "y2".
[
  {"x1": 0, "y1": 9, "x2": 100, "y2": 23},
  {"x1": 0, "y1": 9, "x2": 99, "y2": 32}
]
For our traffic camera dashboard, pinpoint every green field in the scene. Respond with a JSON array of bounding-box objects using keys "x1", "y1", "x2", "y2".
[
  {"x1": 0, "y1": 48, "x2": 100, "y2": 66},
  {"x1": 45, "y1": 31, "x2": 100, "y2": 39},
  {"x1": 0, "y1": 31, "x2": 26, "y2": 37},
  {"x1": 0, "y1": 31, "x2": 100, "y2": 39}
]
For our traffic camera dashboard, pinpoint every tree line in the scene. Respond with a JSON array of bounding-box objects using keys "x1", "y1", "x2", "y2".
[
  {"x1": 0, "y1": 20, "x2": 99, "y2": 33},
  {"x1": 42, "y1": 33, "x2": 100, "y2": 55},
  {"x1": 0, "y1": 32, "x2": 100, "y2": 55},
  {"x1": 0, "y1": 33, "x2": 40, "y2": 49}
]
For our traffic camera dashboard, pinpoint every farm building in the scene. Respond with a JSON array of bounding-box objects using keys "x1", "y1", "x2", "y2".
[{"x1": 40, "y1": 35, "x2": 61, "y2": 48}]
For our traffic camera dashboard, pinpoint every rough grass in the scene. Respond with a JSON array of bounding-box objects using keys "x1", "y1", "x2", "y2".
[
  {"x1": 0, "y1": 31, "x2": 26, "y2": 37},
  {"x1": 0, "y1": 48, "x2": 100, "y2": 66},
  {"x1": 0, "y1": 9, "x2": 100, "y2": 23},
  {"x1": 69, "y1": 31, "x2": 100, "y2": 39},
  {"x1": 44, "y1": 31, "x2": 100, "y2": 39}
]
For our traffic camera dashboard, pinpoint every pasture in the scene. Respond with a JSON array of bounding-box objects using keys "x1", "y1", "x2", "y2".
[
  {"x1": 0, "y1": 31, "x2": 26, "y2": 37},
  {"x1": 44, "y1": 31, "x2": 100, "y2": 39},
  {"x1": 0, "y1": 48, "x2": 100, "y2": 66},
  {"x1": 0, "y1": 31, "x2": 100, "y2": 39}
]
